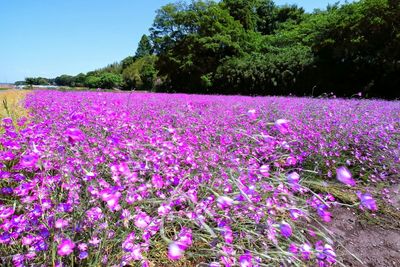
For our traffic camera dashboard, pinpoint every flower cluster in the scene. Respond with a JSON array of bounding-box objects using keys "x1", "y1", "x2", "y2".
[{"x1": 0, "y1": 91, "x2": 397, "y2": 266}]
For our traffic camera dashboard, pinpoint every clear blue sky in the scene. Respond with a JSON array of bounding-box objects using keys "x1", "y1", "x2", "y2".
[{"x1": 0, "y1": 0, "x2": 351, "y2": 82}]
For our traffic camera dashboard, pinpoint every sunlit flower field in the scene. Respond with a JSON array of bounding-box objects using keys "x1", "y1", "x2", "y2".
[{"x1": 0, "y1": 91, "x2": 399, "y2": 266}]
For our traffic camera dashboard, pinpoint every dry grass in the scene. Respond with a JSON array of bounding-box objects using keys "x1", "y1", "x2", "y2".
[{"x1": 0, "y1": 90, "x2": 29, "y2": 121}]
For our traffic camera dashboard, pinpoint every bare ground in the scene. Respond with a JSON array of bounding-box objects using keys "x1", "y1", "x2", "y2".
[{"x1": 328, "y1": 183, "x2": 400, "y2": 267}]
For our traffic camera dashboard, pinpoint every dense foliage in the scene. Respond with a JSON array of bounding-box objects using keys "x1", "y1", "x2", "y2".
[
  {"x1": 0, "y1": 91, "x2": 398, "y2": 266},
  {"x1": 20, "y1": 0, "x2": 400, "y2": 98},
  {"x1": 150, "y1": 0, "x2": 400, "y2": 98}
]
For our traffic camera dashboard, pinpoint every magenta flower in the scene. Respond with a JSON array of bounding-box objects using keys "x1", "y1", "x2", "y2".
[
  {"x1": 100, "y1": 188, "x2": 121, "y2": 211},
  {"x1": 288, "y1": 243, "x2": 298, "y2": 254},
  {"x1": 247, "y1": 109, "x2": 257, "y2": 120},
  {"x1": 168, "y1": 242, "x2": 184, "y2": 260},
  {"x1": 289, "y1": 209, "x2": 302, "y2": 220},
  {"x1": 336, "y1": 167, "x2": 356, "y2": 186},
  {"x1": 19, "y1": 154, "x2": 39, "y2": 168},
  {"x1": 158, "y1": 203, "x2": 172, "y2": 216},
  {"x1": 317, "y1": 204, "x2": 332, "y2": 222},
  {"x1": 280, "y1": 222, "x2": 292, "y2": 238},
  {"x1": 239, "y1": 252, "x2": 253, "y2": 267},
  {"x1": 55, "y1": 218, "x2": 69, "y2": 229},
  {"x1": 259, "y1": 165, "x2": 270, "y2": 177},
  {"x1": 287, "y1": 172, "x2": 300, "y2": 184},
  {"x1": 134, "y1": 212, "x2": 151, "y2": 229},
  {"x1": 357, "y1": 192, "x2": 378, "y2": 211},
  {"x1": 0, "y1": 206, "x2": 14, "y2": 219},
  {"x1": 217, "y1": 196, "x2": 234, "y2": 209},
  {"x1": 177, "y1": 227, "x2": 193, "y2": 249},
  {"x1": 57, "y1": 239, "x2": 75, "y2": 256},
  {"x1": 301, "y1": 243, "x2": 312, "y2": 260},
  {"x1": 65, "y1": 127, "x2": 85, "y2": 143},
  {"x1": 275, "y1": 119, "x2": 290, "y2": 134}
]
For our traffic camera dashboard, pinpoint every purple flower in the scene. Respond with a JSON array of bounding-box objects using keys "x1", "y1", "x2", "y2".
[
  {"x1": 317, "y1": 205, "x2": 331, "y2": 222},
  {"x1": 289, "y1": 209, "x2": 303, "y2": 220},
  {"x1": 65, "y1": 127, "x2": 85, "y2": 143},
  {"x1": 158, "y1": 203, "x2": 172, "y2": 216},
  {"x1": 19, "y1": 154, "x2": 39, "y2": 168},
  {"x1": 86, "y1": 207, "x2": 103, "y2": 222},
  {"x1": 168, "y1": 242, "x2": 184, "y2": 260},
  {"x1": 287, "y1": 172, "x2": 300, "y2": 184},
  {"x1": 275, "y1": 119, "x2": 290, "y2": 134},
  {"x1": 78, "y1": 251, "x2": 88, "y2": 260},
  {"x1": 217, "y1": 196, "x2": 234, "y2": 209},
  {"x1": 336, "y1": 167, "x2": 356, "y2": 186},
  {"x1": 288, "y1": 243, "x2": 298, "y2": 254},
  {"x1": 259, "y1": 165, "x2": 270, "y2": 177},
  {"x1": 247, "y1": 109, "x2": 257, "y2": 120},
  {"x1": 100, "y1": 188, "x2": 121, "y2": 211},
  {"x1": 301, "y1": 243, "x2": 312, "y2": 260},
  {"x1": 57, "y1": 239, "x2": 75, "y2": 256},
  {"x1": 55, "y1": 218, "x2": 69, "y2": 229},
  {"x1": 134, "y1": 212, "x2": 151, "y2": 229},
  {"x1": 239, "y1": 252, "x2": 253, "y2": 267},
  {"x1": 280, "y1": 222, "x2": 292, "y2": 238},
  {"x1": 357, "y1": 192, "x2": 378, "y2": 211},
  {"x1": 0, "y1": 206, "x2": 14, "y2": 219}
]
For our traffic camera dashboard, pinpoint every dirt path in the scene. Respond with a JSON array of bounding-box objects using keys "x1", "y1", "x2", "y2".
[{"x1": 328, "y1": 184, "x2": 400, "y2": 267}]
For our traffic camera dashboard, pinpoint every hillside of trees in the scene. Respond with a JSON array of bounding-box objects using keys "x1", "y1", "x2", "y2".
[{"x1": 20, "y1": 0, "x2": 400, "y2": 98}]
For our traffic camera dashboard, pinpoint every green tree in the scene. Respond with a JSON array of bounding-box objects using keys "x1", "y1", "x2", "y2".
[
  {"x1": 98, "y1": 73, "x2": 123, "y2": 89},
  {"x1": 55, "y1": 75, "x2": 75, "y2": 86},
  {"x1": 122, "y1": 55, "x2": 157, "y2": 90},
  {"x1": 84, "y1": 76, "x2": 101, "y2": 88},
  {"x1": 150, "y1": 1, "x2": 247, "y2": 92},
  {"x1": 135, "y1": 35, "x2": 153, "y2": 58}
]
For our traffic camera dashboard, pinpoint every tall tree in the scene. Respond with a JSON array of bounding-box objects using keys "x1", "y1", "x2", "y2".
[
  {"x1": 150, "y1": 1, "x2": 247, "y2": 92},
  {"x1": 135, "y1": 34, "x2": 153, "y2": 58}
]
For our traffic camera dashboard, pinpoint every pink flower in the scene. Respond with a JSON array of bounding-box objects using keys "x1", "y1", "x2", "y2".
[
  {"x1": 168, "y1": 242, "x2": 184, "y2": 260},
  {"x1": 288, "y1": 243, "x2": 298, "y2": 254},
  {"x1": 259, "y1": 165, "x2": 270, "y2": 177},
  {"x1": 217, "y1": 196, "x2": 234, "y2": 209},
  {"x1": 336, "y1": 167, "x2": 356, "y2": 186},
  {"x1": 158, "y1": 203, "x2": 172, "y2": 216},
  {"x1": 280, "y1": 222, "x2": 292, "y2": 238},
  {"x1": 19, "y1": 154, "x2": 39, "y2": 168},
  {"x1": 317, "y1": 205, "x2": 331, "y2": 222},
  {"x1": 287, "y1": 172, "x2": 300, "y2": 184},
  {"x1": 239, "y1": 252, "x2": 253, "y2": 267},
  {"x1": 247, "y1": 109, "x2": 257, "y2": 120},
  {"x1": 57, "y1": 239, "x2": 75, "y2": 256},
  {"x1": 357, "y1": 192, "x2": 378, "y2": 211},
  {"x1": 289, "y1": 209, "x2": 303, "y2": 220},
  {"x1": 0, "y1": 206, "x2": 14, "y2": 219},
  {"x1": 55, "y1": 218, "x2": 69, "y2": 229},
  {"x1": 78, "y1": 243, "x2": 88, "y2": 251},
  {"x1": 65, "y1": 127, "x2": 85, "y2": 143},
  {"x1": 100, "y1": 188, "x2": 121, "y2": 211},
  {"x1": 275, "y1": 119, "x2": 290, "y2": 134},
  {"x1": 134, "y1": 212, "x2": 151, "y2": 229}
]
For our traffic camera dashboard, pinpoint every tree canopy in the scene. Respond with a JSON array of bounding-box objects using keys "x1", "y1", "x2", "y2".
[{"x1": 26, "y1": 0, "x2": 400, "y2": 98}]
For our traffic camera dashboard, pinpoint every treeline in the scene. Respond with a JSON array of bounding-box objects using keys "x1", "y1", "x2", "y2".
[{"x1": 21, "y1": 0, "x2": 400, "y2": 98}]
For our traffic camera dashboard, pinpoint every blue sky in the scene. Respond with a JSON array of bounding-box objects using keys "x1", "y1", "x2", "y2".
[{"x1": 0, "y1": 0, "x2": 351, "y2": 82}]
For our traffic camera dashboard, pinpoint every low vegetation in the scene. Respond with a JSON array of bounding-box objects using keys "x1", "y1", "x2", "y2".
[{"x1": 0, "y1": 90, "x2": 398, "y2": 266}]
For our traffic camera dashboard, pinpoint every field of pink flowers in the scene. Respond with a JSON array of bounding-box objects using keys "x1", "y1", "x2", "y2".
[{"x1": 0, "y1": 91, "x2": 399, "y2": 266}]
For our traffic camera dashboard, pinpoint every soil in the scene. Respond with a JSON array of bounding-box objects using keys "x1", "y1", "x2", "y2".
[{"x1": 328, "y1": 203, "x2": 400, "y2": 266}]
